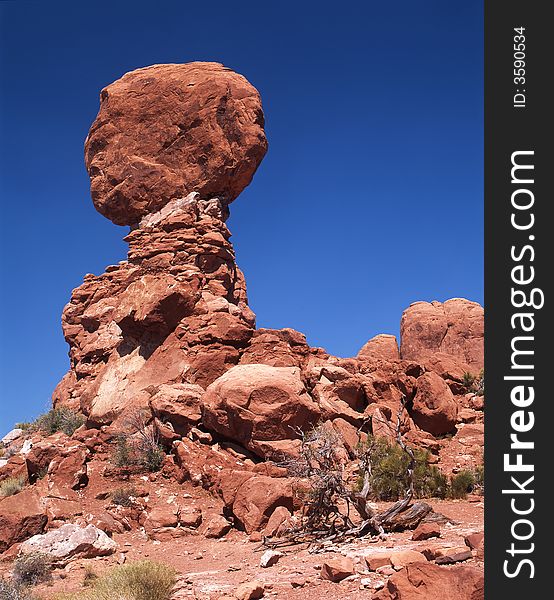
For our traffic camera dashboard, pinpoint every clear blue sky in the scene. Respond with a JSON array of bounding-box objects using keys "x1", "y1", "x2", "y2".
[{"x1": 0, "y1": 1, "x2": 483, "y2": 433}]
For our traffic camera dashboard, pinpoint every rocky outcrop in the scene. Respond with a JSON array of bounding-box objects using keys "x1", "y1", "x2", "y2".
[
  {"x1": 85, "y1": 62, "x2": 267, "y2": 226},
  {"x1": 400, "y1": 299, "x2": 484, "y2": 372}
]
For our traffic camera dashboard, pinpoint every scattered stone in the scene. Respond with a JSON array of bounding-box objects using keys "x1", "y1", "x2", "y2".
[
  {"x1": 390, "y1": 550, "x2": 427, "y2": 570},
  {"x1": 320, "y1": 556, "x2": 355, "y2": 582},
  {"x1": 412, "y1": 522, "x2": 441, "y2": 541},
  {"x1": 202, "y1": 515, "x2": 232, "y2": 539},
  {"x1": 235, "y1": 581, "x2": 265, "y2": 600},
  {"x1": 464, "y1": 532, "x2": 484, "y2": 550},
  {"x1": 260, "y1": 550, "x2": 283, "y2": 568},
  {"x1": 434, "y1": 547, "x2": 473, "y2": 564}
]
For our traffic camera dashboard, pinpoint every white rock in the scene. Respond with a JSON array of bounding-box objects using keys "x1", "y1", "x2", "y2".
[
  {"x1": 1, "y1": 428, "x2": 23, "y2": 446},
  {"x1": 20, "y1": 524, "x2": 117, "y2": 562},
  {"x1": 260, "y1": 549, "x2": 283, "y2": 568}
]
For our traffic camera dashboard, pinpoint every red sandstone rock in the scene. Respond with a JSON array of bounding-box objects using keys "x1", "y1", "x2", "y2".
[
  {"x1": 231, "y1": 475, "x2": 294, "y2": 533},
  {"x1": 320, "y1": 556, "x2": 355, "y2": 582},
  {"x1": 149, "y1": 383, "x2": 204, "y2": 435},
  {"x1": 0, "y1": 488, "x2": 48, "y2": 553},
  {"x1": 375, "y1": 562, "x2": 483, "y2": 600},
  {"x1": 201, "y1": 364, "x2": 320, "y2": 458},
  {"x1": 410, "y1": 372, "x2": 458, "y2": 435},
  {"x1": 358, "y1": 334, "x2": 400, "y2": 362},
  {"x1": 411, "y1": 522, "x2": 441, "y2": 541},
  {"x1": 85, "y1": 63, "x2": 267, "y2": 226},
  {"x1": 400, "y1": 299, "x2": 484, "y2": 372},
  {"x1": 201, "y1": 515, "x2": 232, "y2": 539}
]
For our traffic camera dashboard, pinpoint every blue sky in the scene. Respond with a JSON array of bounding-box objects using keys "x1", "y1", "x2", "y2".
[{"x1": 0, "y1": 1, "x2": 483, "y2": 433}]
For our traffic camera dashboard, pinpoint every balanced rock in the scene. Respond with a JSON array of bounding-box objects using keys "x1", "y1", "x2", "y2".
[
  {"x1": 85, "y1": 62, "x2": 267, "y2": 226},
  {"x1": 53, "y1": 63, "x2": 268, "y2": 423}
]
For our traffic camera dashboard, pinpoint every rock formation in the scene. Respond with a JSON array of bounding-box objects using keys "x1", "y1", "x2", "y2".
[{"x1": 0, "y1": 63, "x2": 485, "y2": 599}]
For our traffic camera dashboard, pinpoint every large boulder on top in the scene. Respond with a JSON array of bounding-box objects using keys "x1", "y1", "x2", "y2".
[
  {"x1": 85, "y1": 62, "x2": 267, "y2": 225},
  {"x1": 201, "y1": 364, "x2": 321, "y2": 458},
  {"x1": 400, "y1": 299, "x2": 484, "y2": 372}
]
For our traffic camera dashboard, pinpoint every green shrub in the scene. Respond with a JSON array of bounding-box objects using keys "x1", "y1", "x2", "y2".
[
  {"x1": 111, "y1": 486, "x2": 138, "y2": 507},
  {"x1": 462, "y1": 371, "x2": 476, "y2": 390},
  {"x1": 33, "y1": 407, "x2": 85, "y2": 437},
  {"x1": 0, "y1": 475, "x2": 27, "y2": 497},
  {"x1": 56, "y1": 560, "x2": 177, "y2": 600},
  {"x1": 449, "y1": 469, "x2": 476, "y2": 499},
  {"x1": 111, "y1": 432, "x2": 165, "y2": 473},
  {"x1": 357, "y1": 436, "x2": 447, "y2": 501},
  {"x1": 12, "y1": 552, "x2": 53, "y2": 587},
  {"x1": 0, "y1": 578, "x2": 37, "y2": 600}
]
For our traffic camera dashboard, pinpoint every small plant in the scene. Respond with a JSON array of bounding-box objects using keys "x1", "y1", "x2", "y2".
[
  {"x1": 0, "y1": 475, "x2": 27, "y2": 497},
  {"x1": 12, "y1": 552, "x2": 53, "y2": 587},
  {"x1": 0, "y1": 578, "x2": 37, "y2": 600},
  {"x1": 54, "y1": 560, "x2": 177, "y2": 600},
  {"x1": 83, "y1": 566, "x2": 98, "y2": 587},
  {"x1": 111, "y1": 486, "x2": 138, "y2": 507},
  {"x1": 110, "y1": 411, "x2": 165, "y2": 473},
  {"x1": 448, "y1": 469, "x2": 476, "y2": 499},
  {"x1": 33, "y1": 407, "x2": 85, "y2": 437},
  {"x1": 462, "y1": 370, "x2": 485, "y2": 396},
  {"x1": 14, "y1": 422, "x2": 32, "y2": 431}
]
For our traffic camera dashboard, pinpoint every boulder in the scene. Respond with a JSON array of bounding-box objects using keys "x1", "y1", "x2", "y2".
[
  {"x1": 390, "y1": 550, "x2": 427, "y2": 570},
  {"x1": 85, "y1": 62, "x2": 267, "y2": 226},
  {"x1": 202, "y1": 364, "x2": 320, "y2": 458},
  {"x1": 19, "y1": 524, "x2": 116, "y2": 562},
  {"x1": 235, "y1": 581, "x2": 265, "y2": 600},
  {"x1": 358, "y1": 334, "x2": 400, "y2": 362},
  {"x1": 411, "y1": 522, "x2": 441, "y2": 541},
  {"x1": 0, "y1": 489, "x2": 47, "y2": 553},
  {"x1": 410, "y1": 372, "x2": 458, "y2": 435},
  {"x1": 320, "y1": 556, "x2": 355, "y2": 582},
  {"x1": 399, "y1": 299, "x2": 484, "y2": 371},
  {"x1": 149, "y1": 383, "x2": 204, "y2": 435},
  {"x1": 260, "y1": 549, "x2": 283, "y2": 568},
  {"x1": 375, "y1": 562, "x2": 484, "y2": 600},
  {"x1": 201, "y1": 515, "x2": 232, "y2": 539},
  {"x1": 231, "y1": 475, "x2": 294, "y2": 533}
]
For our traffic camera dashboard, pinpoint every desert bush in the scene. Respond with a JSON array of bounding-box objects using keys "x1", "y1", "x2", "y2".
[
  {"x1": 462, "y1": 370, "x2": 484, "y2": 396},
  {"x1": 357, "y1": 436, "x2": 447, "y2": 501},
  {"x1": 448, "y1": 469, "x2": 476, "y2": 499},
  {"x1": 0, "y1": 475, "x2": 27, "y2": 497},
  {"x1": 284, "y1": 424, "x2": 347, "y2": 531},
  {"x1": 0, "y1": 578, "x2": 37, "y2": 600},
  {"x1": 55, "y1": 560, "x2": 176, "y2": 600},
  {"x1": 110, "y1": 411, "x2": 165, "y2": 473},
  {"x1": 33, "y1": 407, "x2": 85, "y2": 437},
  {"x1": 111, "y1": 486, "x2": 138, "y2": 507},
  {"x1": 12, "y1": 553, "x2": 53, "y2": 587}
]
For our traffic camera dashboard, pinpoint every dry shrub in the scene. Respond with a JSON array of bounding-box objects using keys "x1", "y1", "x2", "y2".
[
  {"x1": 12, "y1": 552, "x2": 53, "y2": 587},
  {"x1": 55, "y1": 560, "x2": 176, "y2": 600},
  {"x1": 0, "y1": 475, "x2": 27, "y2": 498}
]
